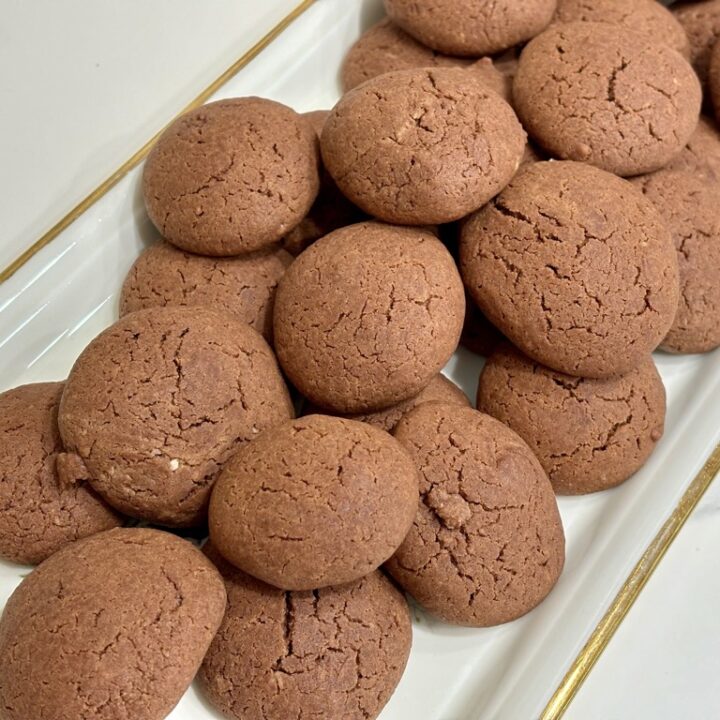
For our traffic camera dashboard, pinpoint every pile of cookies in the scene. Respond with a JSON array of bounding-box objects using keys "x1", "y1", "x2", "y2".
[{"x1": 1, "y1": 0, "x2": 719, "y2": 718}]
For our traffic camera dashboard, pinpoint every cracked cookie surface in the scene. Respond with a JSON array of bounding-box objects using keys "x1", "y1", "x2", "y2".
[
  {"x1": 304, "y1": 374, "x2": 469, "y2": 433},
  {"x1": 199, "y1": 545, "x2": 411, "y2": 720},
  {"x1": 341, "y1": 18, "x2": 473, "y2": 91},
  {"x1": 384, "y1": 0, "x2": 557, "y2": 56},
  {"x1": 209, "y1": 414, "x2": 419, "y2": 590},
  {"x1": 459, "y1": 161, "x2": 680, "y2": 378},
  {"x1": 477, "y1": 345, "x2": 666, "y2": 494},
  {"x1": 321, "y1": 68, "x2": 526, "y2": 225},
  {"x1": 513, "y1": 22, "x2": 701, "y2": 176},
  {"x1": 385, "y1": 402, "x2": 564, "y2": 626},
  {"x1": 143, "y1": 98, "x2": 320, "y2": 256},
  {"x1": 632, "y1": 168, "x2": 720, "y2": 353},
  {"x1": 673, "y1": 0, "x2": 720, "y2": 89},
  {"x1": 273, "y1": 222, "x2": 465, "y2": 413},
  {"x1": 120, "y1": 241, "x2": 293, "y2": 341},
  {"x1": 554, "y1": 0, "x2": 690, "y2": 57},
  {"x1": 58, "y1": 306, "x2": 294, "y2": 527},
  {"x1": 0, "y1": 383, "x2": 123, "y2": 565},
  {"x1": 0, "y1": 528, "x2": 226, "y2": 720}
]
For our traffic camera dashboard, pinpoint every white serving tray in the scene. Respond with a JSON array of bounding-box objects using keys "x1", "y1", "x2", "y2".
[{"x1": 1, "y1": 1, "x2": 719, "y2": 719}]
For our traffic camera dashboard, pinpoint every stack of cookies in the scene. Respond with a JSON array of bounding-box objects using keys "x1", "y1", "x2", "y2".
[{"x1": 1, "y1": 1, "x2": 719, "y2": 719}]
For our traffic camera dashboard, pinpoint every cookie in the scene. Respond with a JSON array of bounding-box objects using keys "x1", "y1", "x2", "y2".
[
  {"x1": 666, "y1": 115, "x2": 720, "y2": 181},
  {"x1": 711, "y1": 40, "x2": 720, "y2": 121},
  {"x1": 632, "y1": 168, "x2": 720, "y2": 353},
  {"x1": 199, "y1": 544, "x2": 411, "y2": 720},
  {"x1": 384, "y1": 0, "x2": 558, "y2": 56},
  {"x1": 209, "y1": 414, "x2": 419, "y2": 590},
  {"x1": 273, "y1": 222, "x2": 465, "y2": 412},
  {"x1": 673, "y1": 0, "x2": 720, "y2": 88},
  {"x1": 0, "y1": 383, "x2": 122, "y2": 565},
  {"x1": 554, "y1": 0, "x2": 690, "y2": 57},
  {"x1": 477, "y1": 345, "x2": 666, "y2": 494},
  {"x1": 513, "y1": 22, "x2": 701, "y2": 176},
  {"x1": 58, "y1": 306, "x2": 294, "y2": 527},
  {"x1": 143, "y1": 98, "x2": 320, "y2": 256},
  {"x1": 459, "y1": 161, "x2": 680, "y2": 378},
  {"x1": 280, "y1": 111, "x2": 366, "y2": 256},
  {"x1": 305, "y1": 374, "x2": 470, "y2": 432},
  {"x1": 321, "y1": 68, "x2": 526, "y2": 225},
  {"x1": 119, "y1": 242, "x2": 293, "y2": 341},
  {"x1": 0, "y1": 528, "x2": 226, "y2": 720},
  {"x1": 386, "y1": 403, "x2": 565, "y2": 626},
  {"x1": 341, "y1": 18, "x2": 473, "y2": 91}
]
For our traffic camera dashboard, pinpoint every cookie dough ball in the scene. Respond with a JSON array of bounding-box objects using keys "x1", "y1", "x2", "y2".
[
  {"x1": 459, "y1": 161, "x2": 680, "y2": 378},
  {"x1": 341, "y1": 18, "x2": 473, "y2": 91},
  {"x1": 514, "y1": 22, "x2": 701, "y2": 176},
  {"x1": 711, "y1": 41, "x2": 720, "y2": 120},
  {"x1": 58, "y1": 307, "x2": 294, "y2": 527},
  {"x1": 199, "y1": 545, "x2": 411, "y2": 720},
  {"x1": 667, "y1": 115, "x2": 720, "y2": 181},
  {"x1": 281, "y1": 111, "x2": 366, "y2": 256},
  {"x1": 673, "y1": 0, "x2": 720, "y2": 88},
  {"x1": 0, "y1": 383, "x2": 123, "y2": 565},
  {"x1": 477, "y1": 345, "x2": 666, "y2": 494},
  {"x1": 632, "y1": 169, "x2": 720, "y2": 353},
  {"x1": 120, "y1": 242, "x2": 292, "y2": 341},
  {"x1": 305, "y1": 374, "x2": 470, "y2": 432},
  {"x1": 209, "y1": 415, "x2": 419, "y2": 590},
  {"x1": 554, "y1": 0, "x2": 690, "y2": 57},
  {"x1": 321, "y1": 68, "x2": 526, "y2": 225},
  {"x1": 386, "y1": 403, "x2": 565, "y2": 626},
  {"x1": 0, "y1": 528, "x2": 227, "y2": 720},
  {"x1": 274, "y1": 222, "x2": 465, "y2": 412},
  {"x1": 384, "y1": 0, "x2": 558, "y2": 56},
  {"x1": 143, "y1": 98, "x2": 320, "y2": 256}
]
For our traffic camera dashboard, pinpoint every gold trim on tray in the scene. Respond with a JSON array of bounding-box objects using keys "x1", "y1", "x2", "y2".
[
  {"x1": 0, "y1": 0, "x2": 317, "y2": 285},
  {"x1": 541, "y1": 442, "x2": 720, "y2": 719},
  {"x1": 2, "y1": 1, "x2": 720, "y2": 716}
]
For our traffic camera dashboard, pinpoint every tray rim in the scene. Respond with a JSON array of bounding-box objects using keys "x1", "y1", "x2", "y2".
[{"x1": 1, "y1": 2, "x2": 718, "y2": 716}]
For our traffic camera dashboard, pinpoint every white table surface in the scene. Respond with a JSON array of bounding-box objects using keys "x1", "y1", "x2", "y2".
[{"x1": 1, "y1": 1, "x2": 717, "y2": 718}]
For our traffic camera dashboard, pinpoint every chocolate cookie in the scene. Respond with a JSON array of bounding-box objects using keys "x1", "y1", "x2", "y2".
[
  {"x1": 321, "y1": 68, "x2": 526, "y2": 225},
  {"x1": 513, "y1": 22, "x2": 701, "y2": 176},
  {"x1": 341, "y1": 18, "x2": 473, "y2": 91},
  {"x1": 554, "y1": 0, "x2": 690, "y2": 57},
  {"x1": 632, "y1": 169, "x2": 720, "y2": 353},
  {"x1": 143, "y1": 98, "x2": 320, "y2": 256},
  {"x1": 209, "y1": 414, "x2": 419, "y2": 590},
  {"x1": 711, "y1": 40, "x2": 720, "y2": 120},
  {"x1": 0, "y1": 528, "x2": 226, "y2": 720},
  {"x1": 58, "y1": 306, "x2": 294, "y2": 527},
  {"x1": 0, "y1": 383, "x2": 122, "y2": 565},
  {"x1": 273, "y1": 222, "x2": 465, "y2": 412},
  {"x1": 673, "y1": 0, "x2": 720, "y2": 88},
  {"x1": 305, "y1": 374, "x2": 470, "y2": 432},
  {"x1": 280, "y1": 111, "x2": 366, "y2": 256},
  {"x1": 667, "y1": 115, "x2": 720, "y2": 181},
  {"x1": 119, "y1": 242, "x2": 293, "y2": 341},
  {"x1": 386, "y1": 403, "x2": 565, "y2": 626},
  {"x1": 384, "y1": 0, "x2": 558, "y2": 56},
  {"x1": 459, "y1": 161, "x2": 680, "y2": 378},
  {"x1": 199, "y1": 545, "x2": 411, "y2": 720},
  {"x1": 477, "y1": 345, "x2": 666, "y2": 494}
]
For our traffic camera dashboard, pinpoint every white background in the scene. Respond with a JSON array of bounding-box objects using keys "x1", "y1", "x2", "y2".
[{"x1": 1, "y1": 1, "x2": 718, "y2": 717}]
